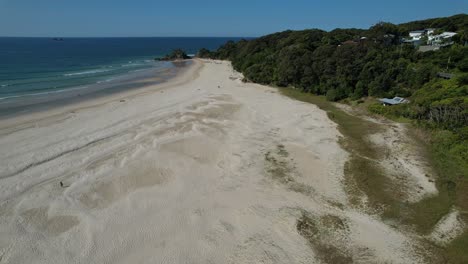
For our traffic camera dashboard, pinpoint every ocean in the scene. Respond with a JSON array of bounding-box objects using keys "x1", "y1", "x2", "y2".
[{"x1": 0, "y1": 37, "x2": 242, "y2": 117}]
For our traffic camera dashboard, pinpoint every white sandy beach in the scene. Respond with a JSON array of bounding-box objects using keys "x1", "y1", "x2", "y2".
[{"x1": 0, "y1": 60, "x2": 427, "y2": 263}]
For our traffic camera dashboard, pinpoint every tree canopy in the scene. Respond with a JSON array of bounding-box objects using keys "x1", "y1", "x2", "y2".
[
  {"x1": 198, "y1": 14, "x2": 468, "y2": 133},
  {"x1": 157, "y1": 49, "x2": 190, "y2": 61}
]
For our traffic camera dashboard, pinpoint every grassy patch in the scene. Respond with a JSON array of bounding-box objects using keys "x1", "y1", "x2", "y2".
[
  {"x1": 264, "y1": 145, "x2": 316, "y2": 197},
  {"x1": 367, "y1": 102, "x2": 412, "y2": 123},
  {"x1": 444, "y1": 230, "x2": 468, "y2": 264},
  {"x1": 280, "y1": 88, "x2": 468, "y2": 262},
  {"x1": 297, "y1": 211, "x2": 353, "y2": 264},
  {"x1": 264, "y1": 146, "x2": 294, "y2": 184},
  {"x1": 280, "y1": 88, "x2": 399, "y2": 211},
  {"x1": 276, "y1": 144, "x2": 289, "y2": 157}
]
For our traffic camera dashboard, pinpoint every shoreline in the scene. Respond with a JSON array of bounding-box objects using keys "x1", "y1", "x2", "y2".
[
  {"x1": 0, "y1": 60, "x2": 201, "y2": 131},
  {"x1": 0, "y1": 62, "x2": 175, "y2": 117}
]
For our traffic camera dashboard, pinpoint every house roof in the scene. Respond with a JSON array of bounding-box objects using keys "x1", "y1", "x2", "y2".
[
  {"x1": 379, "y1": 97, "x2": 407, "y2": 105},
  {"x1": 403, "y1": 39, "x2": 422, "y2": 43},
  {"x1": 429, "y1": 32, "x2": 457, "y2": 41},
  {"x1": 441, "y1": 32, "x2": 457, "y2": 37}
]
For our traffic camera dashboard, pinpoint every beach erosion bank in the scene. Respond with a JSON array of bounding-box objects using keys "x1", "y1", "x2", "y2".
[{"x1": 0, "y1": 60, "x2": 426, "y2": 263}]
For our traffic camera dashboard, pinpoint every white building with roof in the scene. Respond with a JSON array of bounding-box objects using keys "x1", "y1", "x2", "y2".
[
  {"x1": 426, "y1": 28, "x2": 436, "y2": 35},
  {"x1": 428, "y1": 32, "x2": 457, "y2": 46},
  {"x1": 409, "y1": 30, "x2": 426, "y2": 40}
]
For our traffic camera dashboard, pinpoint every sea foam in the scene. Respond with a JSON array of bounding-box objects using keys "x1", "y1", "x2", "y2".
[{"x1": 64, "y1": 69, "x2": 113, "y2": 76}]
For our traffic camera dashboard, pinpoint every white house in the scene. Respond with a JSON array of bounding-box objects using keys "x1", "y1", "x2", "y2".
[
  {"x1": 426, "y1": 28, "x2": 436, "y2": 36},
  {"x1": 409, "y1": 30, "x2": 426, "y2": 40},
  {"x1": 428, "y1": 32, "x2": 457, "y2": 46}
]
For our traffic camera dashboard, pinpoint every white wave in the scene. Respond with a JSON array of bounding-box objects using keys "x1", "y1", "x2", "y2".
[
  {"x1": 121, "y1": 63, "x2": 146, "y2": 67},
  {"x1": 0, "y1": 85, "x2": 89, "y2": 101},
  {"x1": 96, "y1": 77, "x2": 116, "y2": 84},
  {"x1": 130, "y1": 69, "x2": 146, "y2": 73},
  {"x1": 63, "y1": 69, "x2": 112, "y2": 76}
]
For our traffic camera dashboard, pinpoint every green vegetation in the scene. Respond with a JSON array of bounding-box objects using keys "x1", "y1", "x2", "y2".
[
  {"x1": 156, "y1": 49, "x2": 190, "y2": 61},
  {"x1": 200, "y1": 14, "x2": 467, "y2": 100},
  {"x1": 297, "y1": 211, "x2": 353, "y2": 263},
  {"x1": 264, "y1": 145, "x2": 294, "y2": 184},
  {"x1": 446, "y1": 230, "x2": 468, "y2": 264},
  {"x1": 279, "y1": 90, "x2": 398, "y2": 215},
  {"x1": 281, "y1": 89, "x2": 467, "y2": 263},
  {"x1": 399, "y1": 14, "x2": 468, "y2": 36}
]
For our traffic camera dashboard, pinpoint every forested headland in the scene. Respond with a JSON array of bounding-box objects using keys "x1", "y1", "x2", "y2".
[{"x1": 198, "y1": 14, "x2": 467, "y2": 176}]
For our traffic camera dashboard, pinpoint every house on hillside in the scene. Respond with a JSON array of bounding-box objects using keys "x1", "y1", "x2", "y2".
[
  {"x1": 404, "y1": 29, "x2": 430, "y2": 46},
  {"x1": 405, "y1": 29, "x2": 458, "y2": 49},
  {"x1": 379, "y1": 97, "x2": 409, "y2": 106},
  {"x1": 426, "y1": 28, "x2": 436, "y2": 36},
  {"x1": 428, "y1": 32, "x2": 457, "y2": 46},
  {"x1": 409, "y1": 30, "x2": 426, "y2": 40}
]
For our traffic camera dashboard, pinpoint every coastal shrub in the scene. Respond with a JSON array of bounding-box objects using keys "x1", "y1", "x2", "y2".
[
  {"x1": 326, "y1": 89, "x2": 338, "y2": 101},
  {"x1": 196, "y1": 48, "x2": 212, "y2": 59},
  {"x1": 457, "y1": 58, "x2": 468, "y2": 72},
  {"x1": 200, "y1": 14, "x2": 467, "y2": 103},
  {"x1": 456, "y1": 73, "x2": 468, "y2": 85},
  {"x1": 368, "y1": 103, "x2": 389, "y2": 115},
  {"x1": 432, "y1": 130, "x2": 468, "y2": 179},
  {"x1": 157, "y1": 49, "x2": 190, "y2": 61}
]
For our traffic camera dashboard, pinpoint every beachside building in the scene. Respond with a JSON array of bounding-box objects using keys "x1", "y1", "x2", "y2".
[
  {"x1": 409, "y1": 30, "x2": 426, "y2": 40},
  {"x1": 378, "y1": 97, "x2": 409, "y2": 106},
  {"x1": 428, "y1": 32, "x2": 457, "y2": 46},
  {"x1": 426, "y1": 28, "x2": 436, "y2": 36},
  {"x1": 405, "y1": 29, "x2": 458, "y2": 49}
]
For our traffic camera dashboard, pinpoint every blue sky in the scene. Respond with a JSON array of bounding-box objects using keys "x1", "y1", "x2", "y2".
[{"x1": 0, "y1": 0, "x2": 466, "y2": 37}]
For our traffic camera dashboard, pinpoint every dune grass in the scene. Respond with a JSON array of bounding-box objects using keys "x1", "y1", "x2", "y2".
[
  {"x1": 280, "y1": 88, "x2": 468, "y2": 263},
  {"x1": 296, "y1": 211, "x2": 353, "y2": 263}
]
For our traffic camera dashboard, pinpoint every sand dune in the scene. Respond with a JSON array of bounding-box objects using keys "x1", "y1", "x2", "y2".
[{"x1": 0, "y1": 60, "x2": 425, "y2": 263}]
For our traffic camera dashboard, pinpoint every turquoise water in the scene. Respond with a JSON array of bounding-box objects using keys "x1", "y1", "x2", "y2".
[{"x1": 0, "y1": 37, "x2": 243, "y2": 110}]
